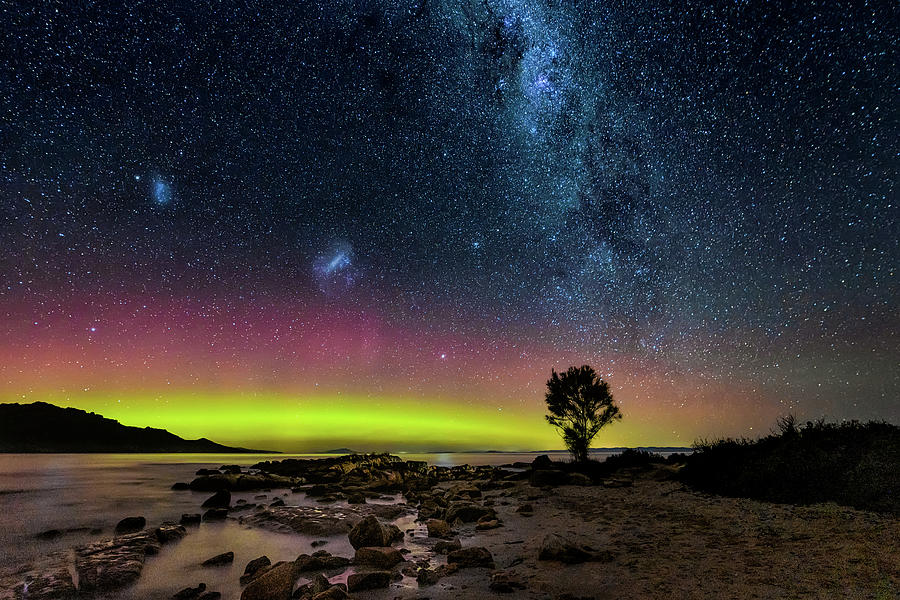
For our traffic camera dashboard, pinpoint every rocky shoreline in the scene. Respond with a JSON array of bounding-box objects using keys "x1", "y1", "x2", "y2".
[{"x1": 2, "y1": 453, "x2": 897, "y2": 599}]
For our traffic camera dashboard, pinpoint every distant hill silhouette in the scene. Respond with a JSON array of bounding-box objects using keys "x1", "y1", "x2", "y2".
[{"x1": 0, "y1": 402, "x2": 277, "y2": 453}]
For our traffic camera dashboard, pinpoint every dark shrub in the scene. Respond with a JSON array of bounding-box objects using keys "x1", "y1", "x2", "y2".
[
  {"x1": 679, "y1": 419, "x2": 900, "y2": 514},
  {"x1": 603, "y1": 448, "x2": 665, "y2": 470}
]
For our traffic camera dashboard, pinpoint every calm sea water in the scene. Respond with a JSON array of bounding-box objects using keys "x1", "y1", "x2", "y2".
[{"x1": 0, "y1": 450, "x2": 652, "y2": 598}]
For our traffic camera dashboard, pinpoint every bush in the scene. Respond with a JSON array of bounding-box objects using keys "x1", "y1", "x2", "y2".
[
  {"x1": 603, "y1": 448, "x2": 665, "y2": 470},
  {"x1": 679, "y1": 418, "x2": 900, "y2": 514}
]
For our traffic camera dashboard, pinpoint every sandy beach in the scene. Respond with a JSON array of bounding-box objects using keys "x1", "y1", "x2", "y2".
[{"x1": 397, "y1": 468, "x2": 899, "y2": 600}]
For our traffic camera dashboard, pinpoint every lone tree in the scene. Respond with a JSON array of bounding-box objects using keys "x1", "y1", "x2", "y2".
[{"x1": 545, "y1": 365, "x2": 621, "y2": 462}]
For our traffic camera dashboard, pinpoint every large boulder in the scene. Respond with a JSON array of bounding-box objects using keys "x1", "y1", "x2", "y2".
[
  {"x1": 155, "y1": 522, "x2": 187, "y2": 543},
  {"x1": 201, "y1": 490, "x2": 231, "y2": 508},
  {"x1": 532, "y1": 455, "x2": 554, "y2": 469},
  {"x1": 529, "y1": 469, "x2": 568, "y2": 487},
  {"x1": 114, "y1": 516, "x2": 146, "y2": 534},
  {"x1": 243, "y1": 555, "x2": 271, "y2": 578},
  {"x1": 75, "y1": 531, "x2": 160, "y2": 593},
  {"x1": 240, "y1": 561, "x2": 297, "y2": 600},
  {"x1": 294, "y1": 551, "x2": 351, "y2": 572},
  {"x1": 346, "y1": 570, "x2": 391, "y2": 592},
  {"x1": 447, "y1": 546, "x2": 495, "y2": 568},
  {"x1": 425, "y1": 518, "x2": 452, "y2": 539},
  {"x1": 354, "y1": 546, "x2": 403, "y2": 568},
  {"x1": 173, "y1": 583, "x2": 206, "y2": 599},
  {"x1": 433, "y1": 538, "x2": 462, "y2": 554},
  {"x1": 348, "y1": 515, "x2": 402, "y2": 549},
  {"x1": 445, "y1": 502, "x2": 495, "y2": 523},
  {"x1": 181, "y1": 513, "x2": 202, "y2": 526},
  {"x1": 416, "y1": 567, "x2": 441, "y2": 586},
  {"x1": 445, "y1": 483, "x2": 481, "y2": 499},
  {"x1": 202, "y1": 508, "x2": 228, "y2": 521}
]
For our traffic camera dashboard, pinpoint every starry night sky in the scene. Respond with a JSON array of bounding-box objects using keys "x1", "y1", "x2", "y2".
[{"x1": 1, "y1": 1, "x2": 897, "y2": 451}]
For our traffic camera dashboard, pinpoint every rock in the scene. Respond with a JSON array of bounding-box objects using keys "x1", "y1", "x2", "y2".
[
  {"x1": 294, "y1": 552, "x2": 351, "y2": 572},
  {"x1": 516, "y1": 504, "x2": 534, "y2": 513},
  {"x1": 445, "y1": 483, "x2": 482, "y2": 499},
  {"x1": 347, "y1": 492, "x2": 366, "y2": 504},
  {"x1": 305, "y1": 484, "x2": 343, "y2": 497},
  {"x1": 433, "y1": 538, "x2": 462, "y2": 554},
  {"x1": 489, "y1": 570, "x2": 526, "y2": 593},
  {"x1": 447, "y1": 546, "x2": 495, "y2": 568},
  {"x1": 155, "y1": 522, "x2": 188, "y2": 543},
  {"x1": 240, "y1": 568, "x2": 270, "y2": 585},
  {"x1": 311, "y1": 587, "x2": 349, "y2": 600},
  {"x1": 295, "y1": 573, "x2": 332, "y2": 597},
  {"x1": 240, "y1": 561, "x2": 296, "y2": 600},
  {"x1": 416, "y1": 500, "x2": 445, "y2": 521},
  {"x1": 197, "y1": 468, "x2": 221, "y2": 476},
  {"x1": 532, "y1": 455, "x2": 554, "y2": 469},
  {"x1": 181, "y1": 513, "x2": 202, "y2": 526},
  {"x1": 565, "y1": 472, "x2": 593, "y2": 486},
  {"x1": 475, "y1": 518, "x2": 501, "y2": 530},
  {"x1": 202, "y1": 551, "x2": 234, "y2": 566},
  {"x1": 538, "y1": 533, "x2": 613, "y2": 564},
  {"x1": 416, "y1": 568, "x2": 441, "y2": 586},
  {"x1": 346, "y1": 570, "x2": 391, "y2": 592},
  {"x1": 114, "y1": 516, "x2": 146, "y2": 534},
  {"x1": 530, "y1": 469, "x2": 568, "y2": 487},
  {"x1": 445, "y1": 502, "x2": 495, "y2": 523},
  {"x1": 425, "y1": 518, "x2": 452, "y2": 539},
  {"x1": 354, "y1": 546, "x2": 403, "y2": 568},
  {"x1": 172, "y1": 482, "x2": 190, "y2": 490},
  {"x1": 202, "y1": 508, "x2": 228, "y2": 521},
  {"x1": 190, "y1": 473, "x2": 295, "y2": 492},
  {"x1": 75, "y1": 531, "x2": 161, "y2": 592},
  {"x1": 35, "y1": 529, "x2": 63, "y2": 540},
  {"x1": 199, "y1": 593, "x2": 222, "y2": 600},
  {"x1": 434, "y1": 563, "x2": 459, "y2": 577},
  {"x1": 311, "y1": 540, "x2": 328, "y2": 547},
  {"x1": 173, "y1": 583, "x2": 206, "y2": 599},
  {"x1": 348, "y1": 515, "x2": 402, "y2": 549},
  {"x1": 269, "y1": 498, "x2": 285, "y2": 507},
  {"x1": 11, "y1": 568, "x2": 76, "y2": 599},
  {"x1": 202, "y1": 490, "x2": 232, "y2": 508},
  {"x1": 244, "y1": 555, "x2": 272, "y2": 578}
]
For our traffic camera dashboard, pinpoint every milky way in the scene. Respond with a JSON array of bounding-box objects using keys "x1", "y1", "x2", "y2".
[{"x1": 1, "y1": 1, "x2": 896, "y2": 449}]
